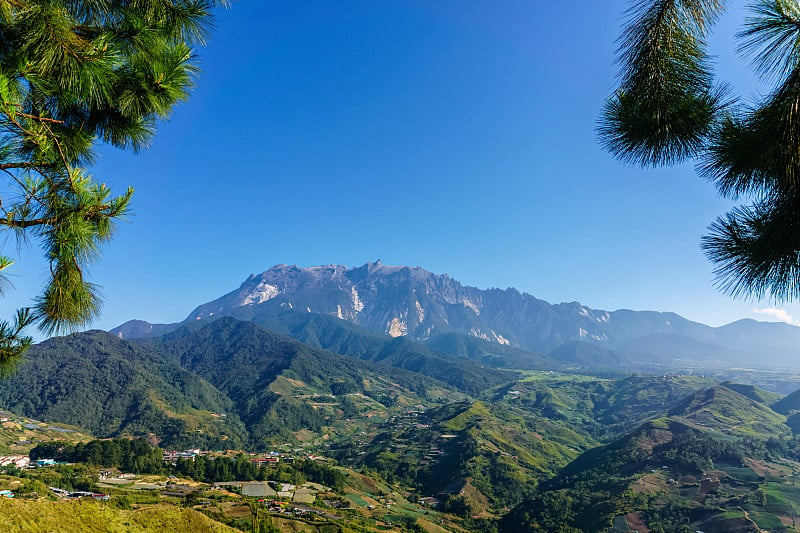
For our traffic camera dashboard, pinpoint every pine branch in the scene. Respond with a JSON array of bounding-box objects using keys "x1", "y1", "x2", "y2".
[
  {"x1": 0, "y1": 161, "x2": 38, "y2": 170},
  {"x1": 0, "y1": 216, "x2": 55, "y2": 228}
]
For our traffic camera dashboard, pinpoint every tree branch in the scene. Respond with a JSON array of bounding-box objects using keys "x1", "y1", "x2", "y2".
[
  {"x1": 15, "y1": 113, "x2": 65, "y2": 125},
  {"x1": 0, "y1": 162, "x2": 39, "y2": 170},
  {"x1": 0, "y1": 217, "x2": 55, "y2": 228}
]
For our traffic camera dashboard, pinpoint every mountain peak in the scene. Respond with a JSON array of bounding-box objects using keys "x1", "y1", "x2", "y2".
[{"x1": 110, "y1": 262, "x2": 800, "y2": 369}]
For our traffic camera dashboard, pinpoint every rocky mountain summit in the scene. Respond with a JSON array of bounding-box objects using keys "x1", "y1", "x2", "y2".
[{"x1": 112, "y1": 261, "x2": 800, "y2": 368}]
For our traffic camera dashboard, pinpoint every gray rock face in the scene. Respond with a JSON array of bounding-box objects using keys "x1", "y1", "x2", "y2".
[{"x1": 112, "y1": 261, "x2": 800, "y2": 368}]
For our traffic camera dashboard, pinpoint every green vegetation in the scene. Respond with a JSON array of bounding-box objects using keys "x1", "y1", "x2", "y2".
[
  {"x1": 0, "y1": 1, "x2": 224, "y2": 366},
  {"x1": 669, "y1": 384, "x2": 790, "y2": 438},
  {"x1": 1, "y1": 319, "x2": 800, "y2": 532},
  {"x1": 171, "y1": 456, "x2": 346, "y2": 493},
  {"x1": 0, "y1": 330, "x2": 249, "y2": 448},
  {"x1": 600, "y1": 0, "x2": 800, "y2": 301},
  {"x1": 30, "y1": 438, "x2": 163, "y2": 473},
  {"x1": 500, "y1": 383, "x2": 800, "y2": 532},
  {"x1": 0, "y1": 499, "x2": 239, "y2": 532}
]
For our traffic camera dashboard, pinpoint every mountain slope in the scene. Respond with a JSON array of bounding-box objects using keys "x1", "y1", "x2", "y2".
[
  {"x1": 111, "y1": 262, "x2": 800, "y2": 369},
  {"x1": 155, "y1": 309, "x2": 520, "y2": 397},
  {"x1": 502, "y1": 389, "x2": 798, "y2": 533},
  {"x1": 668, "y1": 384, "x2": 790, "y2": 438},
  {"x1": 152, "y1": 318, "x2": 468, "y2": 446},
  {"x1": 346, "y1": 399, "x2": 596, "y2": 512},
  {"x1": 0, "y1": 331, "x2": 249, "y2": 448}
]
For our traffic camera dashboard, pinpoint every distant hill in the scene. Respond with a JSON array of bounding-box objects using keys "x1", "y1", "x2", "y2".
[
  {"x1": 494, "y1": 373, "x2": 716, "y2": 439},
  {"x1": 111, "y1": 262, "x2": 800, "y2": 370},
  {"x1": 347, "y1": 399, "x2": 596, "y2": 511},
  {"x1": 152, "y1": 318, "x2": 464, "y2": 445},
  {"x1": 424, "y1": 331, "x2": 558, "y2": 369},
  {"x1": 0, "y1": 321, "x2": 473, "y2": 449},
  {"x1": 502, "y1": 383, "x2": 798, "y2": 533},
  {"x1": 668, "y1": 384, "x2": 790, "y2": 438},
  {"x1": 547, "y1": 340, "x2": 630, "y2": 371},
  {"x1": 158, "y1": 309, "x2": 521, "y2": 397},
  {"x1": 772, "y1": 386, "x2": 800, "y2": 414},
  {"x1": 0, "y1": 331, "x2": 249, "y2": 449}
]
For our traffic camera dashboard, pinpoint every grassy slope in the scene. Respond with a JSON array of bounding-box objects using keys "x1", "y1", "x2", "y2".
[{"x1": 0, "y1": 500, "x2": 239, "y2": 533}]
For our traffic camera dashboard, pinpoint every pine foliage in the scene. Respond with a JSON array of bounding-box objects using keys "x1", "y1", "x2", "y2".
[
  {"x1": 0, "y1": 1, "x2": 225, "y2": 362},
  {"x1": 600, "y1": 0, "x2": 800, "y2": 302}
]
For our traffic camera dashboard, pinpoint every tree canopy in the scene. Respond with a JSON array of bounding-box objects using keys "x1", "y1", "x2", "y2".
[
  {"x1": 599, "y1": 0, "x2": 800, "y2": 302},
  {"x1": 0, "y1": 0, "x2": 225, "y2": 370}
]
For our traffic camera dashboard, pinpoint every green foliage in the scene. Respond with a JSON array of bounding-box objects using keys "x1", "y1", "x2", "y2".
[
  {"x1": 441, "y1": 494, "x2": 473, "y2": 517},
  {"x1": 0, "y1": 330, "x2": 249, "y2": 448},
  {"x1": 0, "y1": 0, "x2": 224, "y2": 360},
  {"x1": 170, "y1": 455, "x2": 345, "y2": 493},
  {"x1": 646, "y1": 502, "x2": 693, "y2": 533},
  {"x1": 601, "y1": 0, "x2": 800, "y2": 301},
  {"x1": 225, "y1": 307, "x2": 519, "y2": 396},
  {"x1": 30, "y1": 437, "x2": 163, "y2": 473}
]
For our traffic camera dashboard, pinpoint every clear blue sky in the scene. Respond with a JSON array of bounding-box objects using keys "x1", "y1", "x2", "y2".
[{"x1": 4, "y1": 0, "x2": 799, "y2": 334}]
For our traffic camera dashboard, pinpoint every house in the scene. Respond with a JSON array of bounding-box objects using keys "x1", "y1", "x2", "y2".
[
  {"x1": 250, "y1": 457, "x2": 279, "y2": 466},
  {"x1": 212, "y1": 481, "x2": 244, "y2": 490}
]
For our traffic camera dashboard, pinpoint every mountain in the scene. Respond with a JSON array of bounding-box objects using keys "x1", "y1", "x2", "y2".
[
  {"x1": 111, "y1": 262, "x2": 800, "y2": 370},
  {"x1": 151, "y1": 318, "x2": 467, "y2": 445},
  {"x1": 501, "y1": 384, "x2": 800, "y2": 533},
  {"x1": 0, "y1": 320, "x2": 474, "y2": 450},
  {"x1": 152, "y1": 307, "x2": 522, "y2": 397},
  {"x1": 0, "y1": 331, "x2": 250, "y2": 449},
  {"x1": 345, "y1": 399, "x2": 596, "y2": 511}
]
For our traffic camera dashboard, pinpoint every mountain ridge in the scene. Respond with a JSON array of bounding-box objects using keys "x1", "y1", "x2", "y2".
[{"x1": 111, "y1": 261, "x2": 800, "y2": 369}]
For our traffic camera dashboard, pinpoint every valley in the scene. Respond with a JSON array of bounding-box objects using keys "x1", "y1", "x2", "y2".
[{"x1": 1, "y1": 264, "x2": 800, "y2": 531}]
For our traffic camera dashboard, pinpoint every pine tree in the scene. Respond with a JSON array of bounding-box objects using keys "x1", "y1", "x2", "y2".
[
  {"x1": 0, "y1": 1, "x2": 226, "y2": 370},
  {"x1": 599, "y1": 0, "x2": 800, "y2": 302}
]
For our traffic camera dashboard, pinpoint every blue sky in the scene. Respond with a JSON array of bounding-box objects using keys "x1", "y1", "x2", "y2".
[{"x1": 4, "y1": 0, "x2": 800, "y2": 334}]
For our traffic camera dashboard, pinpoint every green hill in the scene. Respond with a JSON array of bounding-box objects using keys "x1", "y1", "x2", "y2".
[
  {"x1": 773, "y1": 386, "x2": 800, "y2": 415},
  {"x1": 500, "y1": 384, "x2": 799, "y2": 533},
  {"x1": 424, "y1": 332, "x2": 560, "y2": 370},
  {"x1": 155, "y1": 318, "x2": 463, "y2": 447},
  {"x1": 669, "y1": 385, "x2": 790, "y2": 438},
  {"x1": 0, "y1": 331, "x2": 249, "y2": 449},
  {"x1": 497, "y1": 373, "x2": 715, "y2": 440},
  {"x1": 213, "y1": 308, "x2": 520, "y2": 396},
  {"x1": 348, "y1": 399, "x2": 595, "y2": 512}
]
